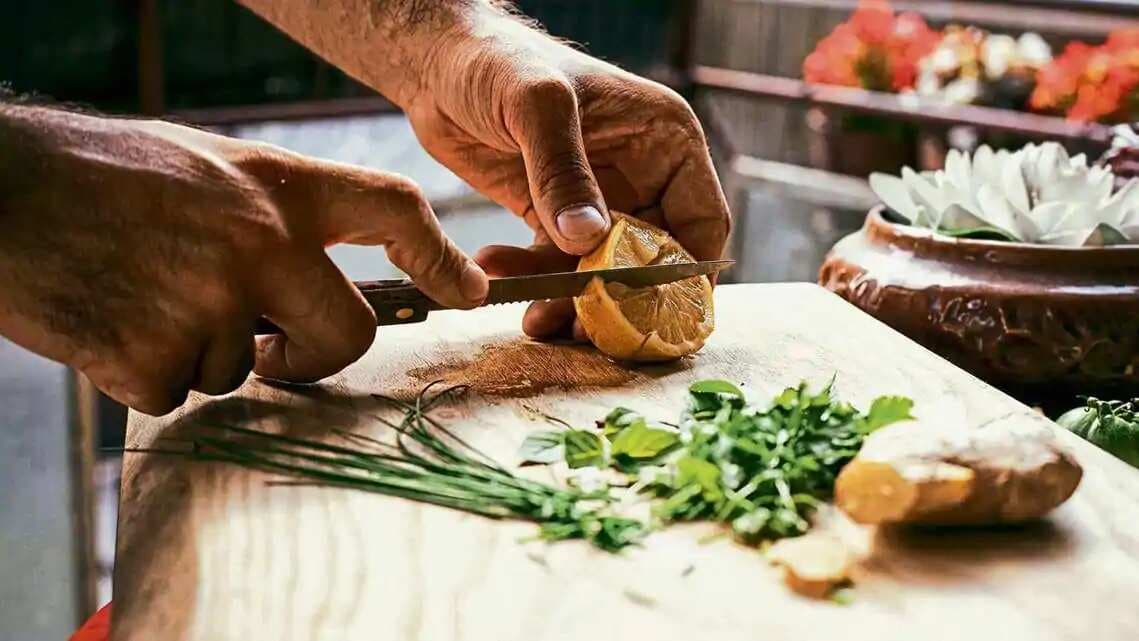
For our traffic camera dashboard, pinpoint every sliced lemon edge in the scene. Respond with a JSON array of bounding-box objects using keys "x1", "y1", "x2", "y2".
[{"x1": 573, "y1": 216, "x2": 714, "y2": 361}]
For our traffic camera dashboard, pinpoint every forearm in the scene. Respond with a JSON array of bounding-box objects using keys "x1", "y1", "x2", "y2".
[
  {"x1": 0, "y1": 104, "x2": 126, "y2": 221},
  {"x1": 0, "y1": 104, "x2": 49, "y2": 248},
  {"x1": 236, "y1": 0, "x2": 512, "y2": 107}
]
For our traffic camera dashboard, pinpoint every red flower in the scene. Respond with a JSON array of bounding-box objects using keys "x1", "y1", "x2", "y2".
[{"x1": 803, "y1": 1, "x2": 940, "y2": 92}]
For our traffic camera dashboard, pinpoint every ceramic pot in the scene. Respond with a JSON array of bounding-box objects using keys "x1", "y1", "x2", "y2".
[{"x1": 819, "y1": 207, "x2": 1139, "y2": 397}]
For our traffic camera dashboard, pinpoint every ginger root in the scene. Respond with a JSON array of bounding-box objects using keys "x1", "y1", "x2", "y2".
[
  {"x1": 835, "y1": 416, "x2": 1082, "y2": 525},
  {"x1": 767, "y1": 533, "x2": 853, "y2": 599}
]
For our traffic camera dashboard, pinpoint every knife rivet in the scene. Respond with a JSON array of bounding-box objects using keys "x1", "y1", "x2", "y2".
[{"x1": 396, "y1": 307, "x2": 414, "y2": 320}]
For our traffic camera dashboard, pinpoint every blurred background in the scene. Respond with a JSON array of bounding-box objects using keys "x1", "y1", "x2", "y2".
[{"x1": 3, "y1": 1, "x2": 1138, "y2": 638}]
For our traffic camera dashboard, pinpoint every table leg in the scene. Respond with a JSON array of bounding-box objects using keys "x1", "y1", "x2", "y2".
[{"x1": 67, "y1": 371, "x2": 101, "y2": 623}]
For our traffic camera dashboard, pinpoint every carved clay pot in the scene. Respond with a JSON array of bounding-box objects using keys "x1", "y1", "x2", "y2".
[{"x1": 819, "y1": 207, "x2": 1139, "y2": 397}]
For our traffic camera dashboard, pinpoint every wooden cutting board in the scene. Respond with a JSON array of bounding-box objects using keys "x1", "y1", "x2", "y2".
[{"x1": 111, "y1": 284, "x2": 1139, "y2": 641}]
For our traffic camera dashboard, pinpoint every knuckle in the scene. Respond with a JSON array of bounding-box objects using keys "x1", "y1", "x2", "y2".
[
  {"x1": 521, "y1": 75, "x2": 577, "y2": 109},
  {"x1": 225, "y1": 141, "x2": 295, "y2": 184},
  {"x1": 651, "y1": 84, "x2": 703, "y2": 140},
  {"x1": 508, "y1": 75, "x2": 578, "y2": 127},
  {"x1": 663, "y1": 89, "x2": 697, "y2": 121},
  {"x1": 386, "y1": 177, "x2": 431, "y2": 216},
  {"x1": 319, "y1": 318, "x2": 375, "y2": 377},
  {"x1": 388, "y1": 234, "x2": 459, "y2": 283}
]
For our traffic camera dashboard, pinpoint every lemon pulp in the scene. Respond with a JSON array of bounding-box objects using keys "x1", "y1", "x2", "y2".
[{"x1": 574, "y1": 214, "x2": 714, "y2": 362}]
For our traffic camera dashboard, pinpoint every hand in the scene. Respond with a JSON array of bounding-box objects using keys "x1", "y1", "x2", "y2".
[
  {"x1": 237, "y1": 0, "x2": 731, "y2": 339},
  {"x1": 0, "y1": 106, "x2": 487, "y2": 415},
  {"x1": 407, "y1": 14, "x2": 732, "y2": 338}
]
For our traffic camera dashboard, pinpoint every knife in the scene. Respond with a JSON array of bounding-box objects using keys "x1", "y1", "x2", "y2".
[{"x1": 254, "y1": 259, "x2": 733, "y2": 335}]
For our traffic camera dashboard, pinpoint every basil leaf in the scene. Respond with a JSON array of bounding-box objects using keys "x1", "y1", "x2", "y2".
[
  {"x1": 689, "y1": 379, "x2": 745, "y2": 399},
  {"x1": 860, "y1": 396, "x2": 915, "y2": 433},
  {"x1": 675, "y1": 456, "x2": 723, "y2": 502},
  {"x1": 600, "y1": 407, "x2": 643, "y2": 438},
  {"x1": 517, "y1": 431, "x2": 565, "y2": 466},
  {"x1": 564, "y1": 430, "x2": 608, "y2": 469},
  {"x1": 604, "y1": 407, "x2": 640, "y2": 426},
  {"x1": 773, "y1": 387, "x2": 799, "y2": 409},
  {"x1": 610, "y1": 422, "x2": 680, "y2": 461}
]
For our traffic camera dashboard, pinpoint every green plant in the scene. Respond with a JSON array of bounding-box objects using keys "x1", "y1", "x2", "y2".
[{"x1": 1057, "y1": 397, "x2": 1139, "y2": 468}]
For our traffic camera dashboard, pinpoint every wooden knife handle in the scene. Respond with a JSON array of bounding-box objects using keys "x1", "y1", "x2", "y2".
[{"x1": 253, "y1": 280, "x2": 433, "y2": 335}]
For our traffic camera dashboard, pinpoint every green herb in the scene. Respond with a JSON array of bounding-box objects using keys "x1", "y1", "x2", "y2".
[
  {"x1": 830, "y1": 588, "x2": 856, "y2": 606},
  {"x1": 564, "y1": 430, "x2": 608, "y2": 469},
  {"x1": 144, "y1": 383, "x2": 646, "y2": 553},
  {"x1": 600, "y1": 407, "x2": 642, "y2": 438},
  {"x1": 519, "y1": 378, "x2": 913, "y2": 543},
  {"x1": 517, "y1": 431, "x2": 565, "y2": 465},
  {"x1": 688, "y1": 379, "x2": 745, "y2": 399},
  {"x1": 860, "y1": 396, "x2": 916, "y2": 433},
  {"x1": 651, "y1": 379, "x2": 913, "y2": 541},
  {"x1": 564, "y1": 407, "x2": 684, "y2": 472},
  {"x1": 1057, "y1": 397, "x2": 1139, "y2": 468},
  {"x1": 610, "y1": 421, "x2": 680, "y2": 467},
  {"x1": 140, "y1": 378, "x2": 912, "y2": 557}
]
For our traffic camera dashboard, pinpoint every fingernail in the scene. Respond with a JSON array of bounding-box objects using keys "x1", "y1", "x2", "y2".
[
  {"x1": 555, "y1": 205, "x2": 607, "y2": 241},
  {"x1": 461, "y1": 262, "x2": 489, "y2": 303}
]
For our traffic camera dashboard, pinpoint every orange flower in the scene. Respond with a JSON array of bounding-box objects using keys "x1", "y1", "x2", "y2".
[
  {"x1": 803, "y1": 1, "x2": 940, "y2": 92},
  {"x1": 1030, "y1": 28, "x2": 1139, "y2": 122},
  {"x1": 1106, "y1": 28, "x2": 1139, "y2": 53}
]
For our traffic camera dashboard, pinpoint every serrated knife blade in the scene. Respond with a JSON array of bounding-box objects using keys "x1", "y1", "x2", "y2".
[
  {"x1": 480, "y1": 259, "x2": 734, "y2": 306},
  {"x1": 255, "y1": 260, "x2": 733, "y2": 334}
]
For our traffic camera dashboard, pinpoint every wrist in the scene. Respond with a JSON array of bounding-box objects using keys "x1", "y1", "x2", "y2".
[
  {"x1": 406, "y1": 4, "x2": 573, "y2": 108},
  {"x1": 376, "y1": 0, "x2": 509, "y2": 107}
]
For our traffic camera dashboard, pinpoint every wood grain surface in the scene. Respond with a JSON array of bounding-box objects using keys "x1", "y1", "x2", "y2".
[{"x1": 112, "y1": 284, "x2": 1139, "y2": 641}]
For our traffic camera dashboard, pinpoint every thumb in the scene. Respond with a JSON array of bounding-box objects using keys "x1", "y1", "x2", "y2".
[
  {"x1": 262, "y1": 153, "x2": 489, "y2": 309},
  {"x1": 508, "y1": 77, "x2": 610, "y2": 255}
]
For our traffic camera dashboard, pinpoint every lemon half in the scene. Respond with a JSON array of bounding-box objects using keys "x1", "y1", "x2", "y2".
[{"x1": 574, "y1": 213, "x2": 714, "y2": 362}]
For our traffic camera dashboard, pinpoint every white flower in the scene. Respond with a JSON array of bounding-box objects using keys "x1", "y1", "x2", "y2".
[
  {"x1": 981, "y1": 32, "x2": 1051, "y2": 79},
  {"x1": 929, "y1": 46, "x2": 963, "y2": 75},
  {"x1": 1112, "y1": 124, "x2": 1139, "y2": 151},
  {"x1": 981, "y1": 34, "x2": 1017, "y2": 79},
  {"x1": 870, "y1": 141, "x2": 1139, "y2": 246},
  {"x1": 941, "y1": 78, "x2": 982, "y2": 105},
  {"x1": 1017, "y1": 32, "x2": 1053, "y2": 68},
  {"x1": 916, "y1": 69, "x2": 942, "y2": 97}
]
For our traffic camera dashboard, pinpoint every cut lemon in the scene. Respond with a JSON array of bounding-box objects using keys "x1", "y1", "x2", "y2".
[{"x1": 574, "y1": 213, "x2": 714, "y2": 362}]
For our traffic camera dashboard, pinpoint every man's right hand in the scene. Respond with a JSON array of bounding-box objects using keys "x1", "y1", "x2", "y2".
[{"x1": 0, "y1": 105, "x2": 487, "y2": 415}]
